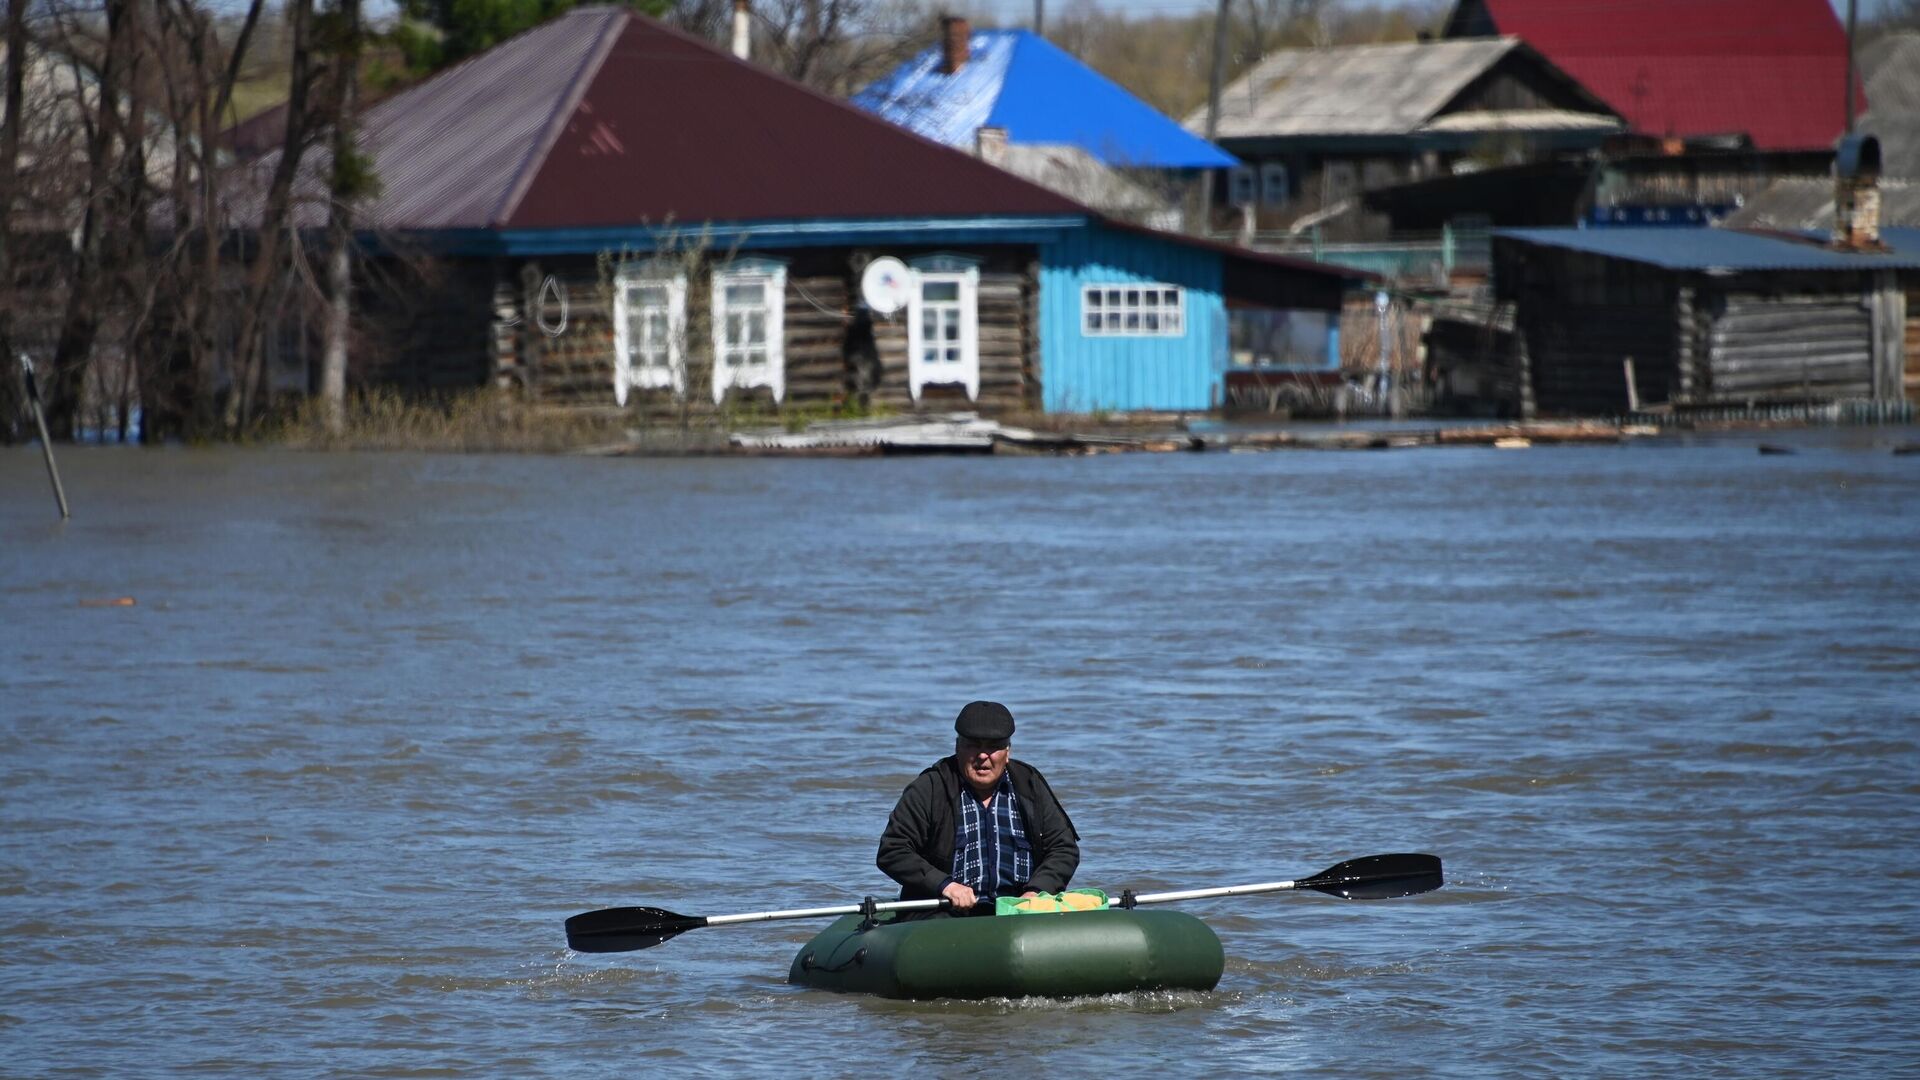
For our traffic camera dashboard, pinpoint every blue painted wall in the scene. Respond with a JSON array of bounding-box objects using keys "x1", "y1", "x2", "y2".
[{"x1": 1038, "y1": 223, "x2": 1226, "y2": 412}]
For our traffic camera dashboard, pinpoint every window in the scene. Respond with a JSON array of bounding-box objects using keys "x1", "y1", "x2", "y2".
[
  {"x1": 1322, "y1": 161, "x2": 1358, "y2": 199},
  {"x1": 1081, "y1": 284, "x2": 1185, "y2": 337},
  {"x1": 612, "y1": 273, "x2": 686, "y2": 403},
  {"x1": 1227, "y1": 166, "x2": 1256, "y2": 207},
  {"x1": 918, "y1": 280, "x2": 965, "y2": 368},
  {"x1": 906, "y1": 268, "x2": 979, "y2": 401},
  {"x1": 1259, "y1": 163, "x2": 1290, "y2": 206},
  {"x1": 709, "y1": 262, "x2": 786, "y2": 404}
]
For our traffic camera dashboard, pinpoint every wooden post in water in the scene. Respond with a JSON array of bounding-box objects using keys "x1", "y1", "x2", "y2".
[{"x1": 19, "y1": 354, "x2": 70, "y2": 520}]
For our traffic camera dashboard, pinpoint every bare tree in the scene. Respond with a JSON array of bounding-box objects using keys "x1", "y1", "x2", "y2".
[
  {"x1": 1, "y1": 0, "x2": 28, "y2": 442},
  {"x1": 42, "y1": 0, "x2": 143, "y2": 440},
  {"x1": 226, "y1": 0, "x2": 316, "y2": 430},
  {"x1": 682, "y1": 0, "x2": 926, "y2": 95}
]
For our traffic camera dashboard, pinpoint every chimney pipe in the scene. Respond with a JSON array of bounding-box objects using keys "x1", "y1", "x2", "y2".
[
  {"x1": 1834, "y1": 134, "x2": 1884, "y2": 250},
  {"x1": 975, "y1": 125, "x2": 1009, "y2": 165},
  {"x1": 941, "y1": 15, "x2": 970, "y2": 74},
  {"x1": 732, "y1": 0, "x2": 750, "y2": 60}
]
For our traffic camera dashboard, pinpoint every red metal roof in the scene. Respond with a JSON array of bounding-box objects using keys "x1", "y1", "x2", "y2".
[
  {"x1": 1469, "y1": 0, "x2": 1864, "y2": 150},
  {"x1": 504, "y1": 9, "x2": 1082, "y2": 228}
]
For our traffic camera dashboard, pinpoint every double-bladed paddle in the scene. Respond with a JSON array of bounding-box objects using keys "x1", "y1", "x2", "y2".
[{"x1": 565, "y1": 852, "x2": 1441, "y2": 954}]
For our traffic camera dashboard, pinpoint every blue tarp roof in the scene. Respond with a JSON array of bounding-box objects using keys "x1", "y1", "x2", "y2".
[
  {"x1": 852, "y1": 30, "x2": 1237, "y2": 170},
  {"x1": 1496, "y1": 226, "x2": 1920, "y2": 271}
]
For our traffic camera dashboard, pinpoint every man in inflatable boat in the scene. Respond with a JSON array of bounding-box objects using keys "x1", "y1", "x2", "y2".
[{"x1": 877, "y1": 701, "x2": 1081, "y2": 917}]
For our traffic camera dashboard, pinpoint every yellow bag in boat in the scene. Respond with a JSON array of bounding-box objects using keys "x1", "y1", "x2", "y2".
[{"x1": 996, "y1": 888, "x2": 1109, "y2": 916}]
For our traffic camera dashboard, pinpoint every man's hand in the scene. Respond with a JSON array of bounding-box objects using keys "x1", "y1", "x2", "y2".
[{"x1": 941, "y1": 881, "x2": 978, "y2": 909}]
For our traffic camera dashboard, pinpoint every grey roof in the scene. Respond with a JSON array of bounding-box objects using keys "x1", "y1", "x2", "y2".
[
  {"x1": 1721, "y1": 177, "x2": 1920, "y2": 231},
  {"x1": 1188, "y1": 37, "x2": 1615, "y2": 140},
  {"x1": 1859, "y1": 32, "x2": 1920, "y2": 177},
  {"x1": 993, "y1": 144, "x2": 1171, "y2": 214},
  {"x1": 1496, "y1": 225, "x2": 1920, "y2": 271},
  {"x1": 228, "y1": 6, "x2": 624, "y2": 229}
]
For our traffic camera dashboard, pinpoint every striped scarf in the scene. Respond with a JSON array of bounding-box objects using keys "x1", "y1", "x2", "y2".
[{"x1": 953, "y1": 771, "x2": 1031, "y2": 899}]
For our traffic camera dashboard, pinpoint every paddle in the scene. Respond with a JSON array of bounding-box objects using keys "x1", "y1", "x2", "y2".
[{"x1": 564, "y1": 852, "x2": 1441, "y2": 954}]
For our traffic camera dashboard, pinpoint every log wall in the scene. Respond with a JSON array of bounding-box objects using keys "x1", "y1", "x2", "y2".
[
  {"x1": 1907, "y1": 285, "x2": 1920, "y2": 399},
  {"x1": 1702, "y1": 291, "x2": 1873, "y2": 402},
  {"x1": 491, "y1": 247, "x2": 1040, "y2": 415}
]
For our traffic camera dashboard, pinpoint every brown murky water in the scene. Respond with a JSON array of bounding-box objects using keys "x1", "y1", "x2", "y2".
[{"x1": 4, "y1": 430, "x2": 1918, "y2": 1076}]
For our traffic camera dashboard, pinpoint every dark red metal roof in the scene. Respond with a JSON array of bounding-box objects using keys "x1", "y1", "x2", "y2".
[
  {"x1": 504, "y1": 10, "x2": 1083, "y2": 228},
  {"x1": 1471, "y1": 0, "x2": 1864, "y2": 150}
]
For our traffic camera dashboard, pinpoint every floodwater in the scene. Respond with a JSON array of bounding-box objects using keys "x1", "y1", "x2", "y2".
[{"x1": 3, "y1": 430, "x2": 1918, "y2": 1077}]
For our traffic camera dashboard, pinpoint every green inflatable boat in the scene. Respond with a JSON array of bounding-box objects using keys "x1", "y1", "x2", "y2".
[{"x1": 788, "y1": 906, "x2": 1225, "y2": 1000}]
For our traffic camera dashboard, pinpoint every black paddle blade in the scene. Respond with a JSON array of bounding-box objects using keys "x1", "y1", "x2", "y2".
[
  {"x1": 565, "y1": 906, "x2": 707, "y2": 953},
  {"x1": 1298, "y1": 853, "x2": 1443, "y2": 900}
]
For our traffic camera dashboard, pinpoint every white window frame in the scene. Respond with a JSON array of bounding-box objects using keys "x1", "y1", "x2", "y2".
[
  {"x1": 611, "y1": 270, "x2": 687, "y2": 404},
  {"x1": 1081, "y1": 283, "x2": 1186, "y2": 337},
  {"x1": 906, "y1": 264, "x2": 980, "y2": 403},
  {"x1": 710, "y1": 260, "x2": 787, "y2": 405}
]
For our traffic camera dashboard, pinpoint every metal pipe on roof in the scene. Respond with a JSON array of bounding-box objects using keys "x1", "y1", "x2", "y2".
[{"x1": 732, "y1": 0, "x2": 750, "y2": 60}]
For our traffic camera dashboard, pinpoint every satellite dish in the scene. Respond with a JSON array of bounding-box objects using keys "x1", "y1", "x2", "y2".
[{"x1": 860, "y1": 257, "x2": 911, "y2": 316}]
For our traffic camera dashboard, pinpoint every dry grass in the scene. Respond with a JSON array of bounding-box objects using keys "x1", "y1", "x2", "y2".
[{"x1": 266, "y1": 388, "x2": 635, "y2": 453}]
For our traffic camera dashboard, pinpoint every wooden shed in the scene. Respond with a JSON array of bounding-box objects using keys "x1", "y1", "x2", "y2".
[{"x1": 1489, "y1": 227, "x2": 1919, "y2": 415}]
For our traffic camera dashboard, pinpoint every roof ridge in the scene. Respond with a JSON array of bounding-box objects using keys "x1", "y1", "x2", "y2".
[{"x1": 488, "y1": 6, "x2": 629, "y2": 227}]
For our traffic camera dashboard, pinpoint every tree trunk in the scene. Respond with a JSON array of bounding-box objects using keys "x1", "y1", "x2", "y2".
[
  {"x1": 319, "y1": 0, "x2": 364, "y2": 435},
  {"x1": 228, "y1": 0, "x2": 315, "y2": 431},
  {"x1": 0, "y1": 0, "x2": 28, "y2": 444},
  {"x1": 47, "y1": 0, "x2": 135, "y2": 440}
]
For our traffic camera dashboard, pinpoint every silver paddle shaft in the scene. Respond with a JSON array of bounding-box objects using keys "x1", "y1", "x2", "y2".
[
  {"x1": 1126, "y1": 880, "x2": 1302, "y2": 906},
  {"x1": 705, "y1": 898, "x2": 946, "y2": 926}
]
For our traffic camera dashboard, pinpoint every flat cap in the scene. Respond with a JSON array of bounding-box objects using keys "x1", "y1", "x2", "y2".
[{"x1": 954, "y1": 700, "x2": 1015, "y2": 742}]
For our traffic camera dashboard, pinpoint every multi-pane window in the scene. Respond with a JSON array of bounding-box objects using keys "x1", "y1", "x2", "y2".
[
  {"x1": 718, "y1": 279, "x2": 772, "y2": 371},
  {"x1": 905, "y1": 265, "x2": 979, "y2": 402},
  {"x1": 624, "y1": 282, "x2": 676, "y2": 372},
  {"x1": 710, "y1": 263, "x2": 786, "y2": 404},
  {"x1": 918, "y1": 279, "x2": 965, "y2": 369},
  {"x1": 1081, "y1": 284, "x2": 1185, "y2": 337},
  {"x1": 612, "y1": 273, "x2": 685, "y2": 401}
]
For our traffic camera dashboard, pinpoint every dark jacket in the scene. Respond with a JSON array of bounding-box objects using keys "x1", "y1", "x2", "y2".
[{"x1": 876, "y1": 757, "x2": 1080, "y2": 901}]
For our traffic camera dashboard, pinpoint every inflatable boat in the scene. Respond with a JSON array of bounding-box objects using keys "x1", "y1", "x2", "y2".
[{"x1": 788, "y1": 907, "x2": 1224, "y2": 1000}]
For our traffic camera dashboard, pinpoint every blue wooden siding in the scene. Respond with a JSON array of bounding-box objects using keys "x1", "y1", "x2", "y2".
[{"x1": 1038, "y1": 224, "x2": 1226, "y2": 412}]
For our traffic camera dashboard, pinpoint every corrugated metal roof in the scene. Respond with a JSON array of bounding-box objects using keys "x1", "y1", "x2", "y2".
[
  {"x1": 851, "y1": 31, "x2": 1017, "y2": 149},
  {"x1": 231, "y1": 7, "x2": 1091, "y2": 231},
  {"x1": 1466, "y1": 0, "x2": 1861, "y2": 151},
  {"x1": 230, "y1": 7, "x2": 622, "y2": 229},
  {"x1": 853, "y1": 30, "x2": 1235, "y2": 169},
  {"x1": 1496, "y1": 225, "x2": 1920, "y2": 271},
  {"x1": 508, "y1": 14, "x2": 1083, "y2": 227},
  {"x1": 1192, "y1": 37, "x2": 1603, "y2": 139}
]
